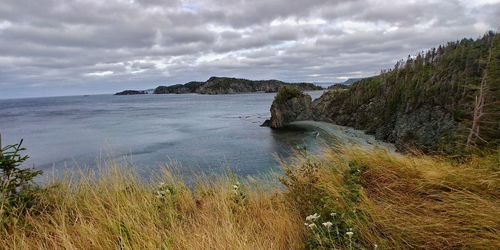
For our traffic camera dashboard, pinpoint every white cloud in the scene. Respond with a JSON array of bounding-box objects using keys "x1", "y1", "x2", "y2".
[
  {"x1": 0, "y1": 20, "x2": 12, "y2": 30},
  {"x1": 84, "y1": 71, "x2": 114, "y2": 77}
]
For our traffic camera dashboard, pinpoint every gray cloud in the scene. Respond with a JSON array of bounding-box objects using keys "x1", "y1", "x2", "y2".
[{"x1": 0, "y1": 0, "x2": 498, "y2": 98}]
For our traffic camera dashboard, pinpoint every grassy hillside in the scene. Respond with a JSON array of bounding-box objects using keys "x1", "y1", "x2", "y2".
[
  {"x1": 1, "y1": 146, "x2": 499, "y2": 249},
  {"x1": 313, "y1": 32, "x2": 500, "y2": 153}
]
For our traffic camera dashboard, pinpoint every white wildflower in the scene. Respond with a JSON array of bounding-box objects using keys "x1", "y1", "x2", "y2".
[
  {"x1": 306, "y1": 213, "x2": 320, "y2": 221},
  {"x1": 322, "y1": 221, "x2": 333, "y2": 228},
  {"x1": 308, "y1": 223, "x2": 316, "y2": 229},
  {"x1": 374, "y1": 244, "x2": 378, "y2": 249},
  {"x1": 233, "y1": 185, "x2": 239, "y2": 189},
  {"x1": 346, "y1": 231, "x2": 354, "y2": 237},
  {"x1": 330, "y1": 212, "x2": 336, "y2": 217}
]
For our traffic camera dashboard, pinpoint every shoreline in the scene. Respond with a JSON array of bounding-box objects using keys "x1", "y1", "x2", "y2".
[{"x1": 289, "y1": 120, "x2": 396, "y2": 152}]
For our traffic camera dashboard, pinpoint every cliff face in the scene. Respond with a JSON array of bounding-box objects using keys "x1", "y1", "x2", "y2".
[
  {"x1": 312, "y1": 87, "x2": 458, "y2": 152},
  {"x1": 270, "y1": 32, "x2": 500, "y2": 153}
]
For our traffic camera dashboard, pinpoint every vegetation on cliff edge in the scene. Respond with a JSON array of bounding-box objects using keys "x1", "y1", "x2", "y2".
[
  {"x1": 274, "y1": 86, "x2": 303, "y2": 104},
  {"x1": 313, "y1": 32, "x2": 499, "y2": 153}
]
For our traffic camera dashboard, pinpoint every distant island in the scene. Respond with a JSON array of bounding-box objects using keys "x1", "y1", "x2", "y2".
[
  {"x1": 115, "y1": 76, "x2": 323, "y2": 95},
  {"x1": 114, "y1": 90, "x2": 148, "y2": 95}
]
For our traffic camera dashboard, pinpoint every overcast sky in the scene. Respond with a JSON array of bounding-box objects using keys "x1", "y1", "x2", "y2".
[{"x1": 0, "y1": 0, "x2": 499, "y2": 99}]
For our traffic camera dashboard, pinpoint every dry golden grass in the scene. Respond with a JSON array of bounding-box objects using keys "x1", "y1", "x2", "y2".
[
  {"x1": 281, "y1": 147, "x2": 500, "y2": 249},
  {"x1": 1, "y1": 147, "x2": 499, "y2": 249},
  {"x1": 345, "y1": 149, "x2": 500, "y2": 249},
  {"x1": 0, "y1": 166, "x2": 304, "y2": 249}
]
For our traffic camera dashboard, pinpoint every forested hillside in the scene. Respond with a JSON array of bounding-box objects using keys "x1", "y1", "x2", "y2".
[{"x1": 310, "y1": 32, "x2": 499, "y2": 153}]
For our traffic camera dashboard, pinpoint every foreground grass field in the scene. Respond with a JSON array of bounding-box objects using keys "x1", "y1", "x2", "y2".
[{"x1": 1, "y1": 146, "x2": 499, "y2": 249}]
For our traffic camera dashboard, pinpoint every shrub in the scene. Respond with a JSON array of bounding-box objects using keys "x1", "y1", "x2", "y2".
[
  {"x1": 0, "y1": 139, "x2": 43, "y2": 229},
  {"x1": 280, "y1": 155, "x2": 365, "y2": 249},
  {"x1": 274, "y1": 86, "x2": 303, "y2": 104}
]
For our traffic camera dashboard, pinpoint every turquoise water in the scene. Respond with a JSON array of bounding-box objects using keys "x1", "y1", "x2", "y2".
[{"x1": 0, "y1": 92, "x2": 325, "y2": 178}]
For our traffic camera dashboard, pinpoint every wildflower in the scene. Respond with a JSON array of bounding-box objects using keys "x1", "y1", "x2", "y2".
[
  {"x1": 308, "y1": 223, "x2": 316, "y2": 229},
  {"x1": 374, "y1": 244, "x2": 378, "y2": 249},
  {"x1": 322, "y1": 221, "x2": 333, "y2": 228},
  {"x1": 306, "y1": 213, "x2": 320, "y2": 221},
  {"x1": 233, "y1": 185, "x2": 239, "y2": 189},
  {"x1": 155, "y1": 191, "x2": 163, "y2": 198},
  {"x1": 330, "y1": 212, "x2": 336, "y2": 217},
  {"x1": 346, "y1": 231, "x2": 354, "y2": 238}
]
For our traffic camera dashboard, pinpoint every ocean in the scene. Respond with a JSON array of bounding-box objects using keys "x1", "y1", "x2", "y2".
[{"x1": 0, "y1": 91, "x2": 325, "y2": 178}]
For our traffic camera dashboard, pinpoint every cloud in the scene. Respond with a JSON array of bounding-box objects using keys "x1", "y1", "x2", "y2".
[
  {"x1": 0, "y1": 0, "x2": 498, "y2": 98},
  {"x1": 84, "y1": 71, "x2": 114, "y2": 77}
]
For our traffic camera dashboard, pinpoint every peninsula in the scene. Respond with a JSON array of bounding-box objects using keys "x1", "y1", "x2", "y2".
[{"x1": 115, "y1": 76, "x2": 323, "y2": 95}]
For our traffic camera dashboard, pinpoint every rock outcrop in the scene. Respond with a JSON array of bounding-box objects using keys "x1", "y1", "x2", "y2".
[{"x1": 268, "y1": 86, "x2": 313, "y2": 128}]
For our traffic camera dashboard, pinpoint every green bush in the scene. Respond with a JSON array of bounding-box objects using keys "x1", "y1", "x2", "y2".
[
  {"x1": 0, "y1": 139, "x2": 43, "y2": 229},
  {"x1": 280, "y1": 156, "x2": 365, "y2": 249},
  {"x1": 274, "y1": 86, "x2": 303, "y2": 104}
]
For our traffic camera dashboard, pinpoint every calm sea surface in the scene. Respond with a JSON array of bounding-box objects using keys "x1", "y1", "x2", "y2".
[{"x1": 0, "y1": 91, "x2": 325, "y2": 178}]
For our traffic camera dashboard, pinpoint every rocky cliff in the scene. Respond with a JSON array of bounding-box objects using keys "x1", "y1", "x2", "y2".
[{"x1": 268, "y1": 32, "x2": 500, "y2": 153}]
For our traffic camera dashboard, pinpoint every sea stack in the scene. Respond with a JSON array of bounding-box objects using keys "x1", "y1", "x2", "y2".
[{"x1": 268, "y1": 86, "x2": 313, "y2": 128}]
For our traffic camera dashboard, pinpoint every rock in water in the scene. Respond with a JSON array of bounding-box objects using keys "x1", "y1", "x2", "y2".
[
  {"x1": 269, "y1": 86, "x2": 312, "y2": 128},
  {"x1": 260, "y1": 119, "x2": 271, "y2": 127}
]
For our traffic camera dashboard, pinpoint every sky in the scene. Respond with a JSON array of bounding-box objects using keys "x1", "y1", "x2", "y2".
[{"x1": 0, "y1": 0, "x2": 499, "y2": 99}]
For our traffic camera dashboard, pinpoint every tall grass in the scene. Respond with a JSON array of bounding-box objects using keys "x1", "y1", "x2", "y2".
[
  {"x1": 282, "y1": 147, "x2": 500, "y2": 249},
  {"x1": 1, "y1": 165, "x2": 305, "y2": 249},
  {"x1": 1, "y1": 147, "x2": 499, "y2": 249}
]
